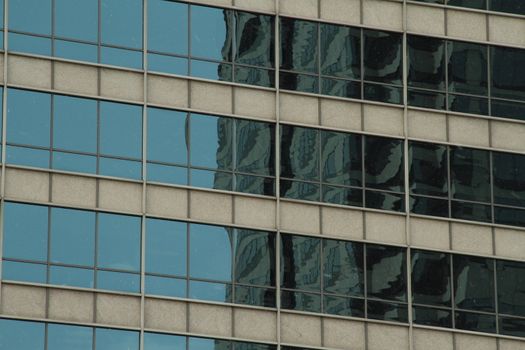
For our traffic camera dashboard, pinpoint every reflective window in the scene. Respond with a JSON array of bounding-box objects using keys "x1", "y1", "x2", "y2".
[
  {"x1": 47, "y1": 324, "x2": 93, "y2": 350},
  {"x1": 55, "y1": 0, "x2": 97, "y2": 42},
  {"x1": 9, "y1": 0, "x2": 51, "y2": 35},
  {"x1": 0, "y1": 319, "x2": 45, "y2": 350},
  {"x1": 101, "y1": 0, "x2": 142, "y2": 49},
  {"x1": 148, "y1": 0, "x2": 188, "y2": 56}
]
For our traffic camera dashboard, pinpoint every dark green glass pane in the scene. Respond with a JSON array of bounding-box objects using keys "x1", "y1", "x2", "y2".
[
  {"x1": 448, "y1": 94, "x2": 489, "y2": 115},
  {"x1": 453, "y1": 255, "x2": 495, "y2": 312},
  {"x1": 280, "y1": 180, "x2": 320, "y2": 202},
  {"x1": 499, "y1": 317, "x2": 525, "y2": 337},
  {"x1": 235, "y1": 11, "x2": 274, "y2": 67},
  {"x1": 322, "y1": 185, "x2": 363, "y2": 207},
  {"x1": 367, "y1": 245, "x2": 407, "y2": 302},
  {"x1": 367, "y1": 300, "x2": 408, "y2": 322},
  {"x1": 410, "y1": 196, "x2": 449, "y2": 218},
  {"x1": 236, "y1": 119, "x2": 275, "y2": 176},
  {"x1": 234, "y1": 66, "x2": 274, "y2": 88},
  {"x1": 455, "y1": 311, "x2": 496, "y2": 333},
  {"x1": 365, "y1": 136, "x2": 404, "y2": 192},
  {"x1": 364, "y1": 83, "x2": 403, "y2": 104},
  {"x1": 280, "y1": 234, "x2": 321, "y2": 291},
  {"x1": 235, "y1": 175, "x2": 275, "y2": 196},
  {"x1": 320, "y1": 23, "x2": 360, "y2": 79},
  {"x1": 493, "y1": 152, "x2": 525, "y2": 207},
  {"x1": 450, "y1": 146, "x2": 490, "y2": 202},
  {"x1": 324, "y1": 295, "x2": 365, "y2": 317},
  {"x1": 363, "y1": 30, "x2": 402, "y2": 85},
  {"x1": 234, "y1": 229, "x2": 275, "y2": 286},
  {"x1": 189, "y1": 337, "x2": 231, "y2": 350},
  {"x1": 323, "y1": 239, "x2": 364, "y2": 296},
  {"x1": 490, "y1": 46, "x2": 525, "y2": 101},
  {"x1": 235, "y1": 342, "x2": 276, "y2": 350},
  {"x1": 234, "y1": 285, "x2": 276, "y2": 307},
  {"x1": 491, "y1": 99, "x2": 525, "y2": 122},
  {"x1": 321, "y1": 131, "x2": 361, "y2": 186},
  {"x1": 281, "y1": 290, "x2": 321, "y2": 312},
  {"x1": 494, "y1": 206, "x2": 525, "y2": 227},
  {"x1": 279, "y1": 17, "x2": 318, "y2": 73},
  {"x1": 279, "y1": 71, "x2": 319, "y2": 93},
  {"x1": 191, "y1": 114, "x2": 233, "y2": 170},
  {"x1": 321, "y1": 78, "x2": 361, "y2": 99},
  {"x1": 411, "y1": 250, "x2": 451, "y2": 307},
  {"x1": 451, "y1": 201, "x2": 492, "y2": 223},
  {"x1": 447, "y1": 0, "x2": 487, "y2": 9},
  {"x1": 280, "y1": 125, "x2": 319, "y2": 181},
  {"x1": 365, "y1": 190, "x2": 405, "y2": 212},
  {"x1": 407, "y1": 89, "x2": 446, "y2": 110},
  {"x1": 407, "y1": 35, "x2": 446, "y2": 90},
  {"x1": 497, "y1": 260, "x2": 525, "y2": 317},
  {"x1": 413, "y1": 306, "x2": 452, "y2": 328},
  {"x1": 490, "y1": 0, "x2": 525, "y2": 14},
  {"x1": 409, "y1": 141, "x2": 448, "y2": 197},
  {"x1": 447, "y1": 40, "x2": 488, "y2": 96}
]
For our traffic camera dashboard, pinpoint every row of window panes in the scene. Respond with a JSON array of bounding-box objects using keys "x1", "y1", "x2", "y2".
[
  {"x1": 0, "y1": 318, "x2": 280, "y2": 350},
  {"x1": 2, "y1": 202, "x2": 524, "y2": 337},
  {"x1": 6, "y1": 1, "x2": 525, "y2": 122},
  {"x1": 412, "y1": 0, "x2": 525, "y2": 16}
]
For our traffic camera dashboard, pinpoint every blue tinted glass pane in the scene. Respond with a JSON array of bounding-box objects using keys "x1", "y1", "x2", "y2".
[
  {"x1": 0, "y1": 319, "x2": 45, "y2": 350},
  {"x1": 190, "y1": 114, "x2": 233, "y2": 170},
  {"x1": 52, "y1": 152, "x2": 97, "y2": 174},
  {"x1": 47, "y1": 323, "x2": 92, "y2": 350},
  {"x1": 97, "y1": 270, "x2": 140, "y2": 293},
  {"x1": 9, "y1": 0, "x2": 51, "y2": 35},
  {"x1": 191, "y1": 60, "x2": 232, "y2": 81},
  {"x1": 148, "y1": 53, "x2": 188, "y2": 75},
  {"x1": 99, "y1": 157, "x2": 142, "y2": 180},
  {"x1": 49, "y1": 266, "x2": 94, "y2": 288},
  {"x1": 190, "y1": 168, "x2": 232, "y2": 191},
  {"x1": 100, "y1": 46, "x2": 143, "y2": 69},
  {"x1": 95, "y1": 328, "x2": 139, "y2": 350},
  {"x1": 55, "y1": 40, "x2": 98, "y2": 63},
  {"x1": 148, "y1": 0, "x2": 188, "y2": 55},
  {"x1": 188, "y1": 337, "x2": 231, "y2": 350},
  {"x1": 146, "y1": 218, "x2": 186, "y2": 276},
  {"x1": 145, "y1": 275, "x2": 186, "y2": 298},
  {"x1": 100, "y1": 101, "x2": 142, "y2": 159},
  {"x1": 6, "y1": 146, "x2": 50, "y2": 168},
  {"x1": 54, "y1": 95, "x2": 97, "y2": 153},
  {"x1": 101, "y1": 0, "x2": 142, "y2": 49},
  {"x1": 2, "y1": 260, "x2": 47, "y2": 283},
  {"x1": 147, "y1": 163, "x2": 188, "y2": 185},
  {"x1": 7, "y1": 89, "x2": 51, "y2": 147},
  {"x1": 189, "y1": 280, "x2": 232, "y2": 303},
  {"x1": 8, "y1": 33, "x2": 51, "y2": 55},
  {"x1": 191, "y1": 5, "x2": 232, "y2": 61},
  {"x1": 98, "y1": 213, "x2": 141, "y2": 271},
  {"x1": 147, "y1": 108, "x2": 187, "y2": 164},
  {"x1": 190, "y1": 224, "x2": 232, "y2": 281},
  {"x1": 55, "y1": 0, "x2": 97, "y2": 41},
  {"x1": 144, "y1": 332, "x2": 186, "y2": 350},
  {"x1": 3, "y1": 202, "x2": 48, "y2": 261},
  {"x1": 50, "y1": 207, "x2": 95, "y2": 266}
]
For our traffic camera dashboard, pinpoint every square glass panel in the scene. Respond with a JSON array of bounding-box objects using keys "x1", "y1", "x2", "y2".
[
  {"x1": 322, "y1": 185, "x2": 363, "y2": 207},
  {"x1": 407, "y1": 89, "x2": 447, "y2": 110},
  {"x1": 499, "y1": 317, "x2": 525, "y2": 337},
  {"x1": 100, "y1": 46, "x2": 143, "y2": 69},
  {"x1": 148, "y1": 0, "x2": 188, "y2": 55},
  {"x1": 366, "y1": 244, "x2": 407, "y2": 302},
  {"x1": 365, "y1": 190, "x2": 405, "y2": 212},
  {"x1": 321, "y1": 78, "x2": 361, "y2": 99},
  {"x1": 490, "y1": 0, "x2": 525, "y2": 14},
  {"x1": 9, "y1": 0, "x2": 51, "y2": 35},
  {"x1": 147, "y1": 162, "x2": 188, "y2": 185},
  {"x1": 0, "y1": 319, "x2": 45, "y2": 350},
  {"x1": 100, "y1": 101, "x2": 142, "y2": 159},
  {"x1": 364, "y1": 83, "x2": 403, "y2": 104},
  {"x1": 234, "y1": 285, "x2": 276, "y2": 307},
  {"x1": 191, "y1": 60, "x2": 232, "y2": 81},
  {"x1": 363, "y1": 30, "x2": 402, "y2": 85},
  {"x1": 409, "y1": 141, "x2": 448, "y2": 197},
  {"x1": 146, "y1": 218, "x2": 186, "y2": 276},
  {"x1": 365, "y1": 136, "x2": 404, "y2": 192},
  {"x1": 491, "y1": 99, "x2": 525, "y2": 122},
  {"x1": 147, "y1": 108, "x2": 188, "y2": 165},
  {"x1": 190, "y1": 114, "x2": 233, "y2": 170},
  {"x1": 191, "y1": 5, "x2": 232, "y2": 61},
  {"x1": 235, "y1": 174, "x2": 275, "y2": 196},
  {"x1": 279, "y1": 17, "x2": 318, "y2": 73},
  {"x1": 101, "y1": 0, "x2": 143, "y2": 49},
  {"x1": 190, "y1": 223, "x2": 232, "y2": 281},
  {"x1": 95, "y1": 328, "x2": 139, "y2": 350},
  {"x1": 448, "y1": 94, "x2": 489, "y2": 115},
  {"x1": 324, "y1": 295, "x2": 365, "y2": 317},
  {"x1": 451, "y1": 200, "x2": 492, "y2": 223},
  {"x1": 234, "y1": 66, "x2": 274, "y2": 88},
  {"x1": 412, "y1": 306, "x2": 452, "y2": 328},
  {"x1": 448, "y1": 0, "x2": 487, "y2": 10},
  {"x1": 47, "y1": 323, "x2": 92, "y2": 350},
  {"x1": 320, "y1": 23, "x2": 360, "y2": 79},
  {"x1": 453, "y1": 255, "x2": 495, "y2": 312},
  {"x1": 407, "y1": 35, "x2": 446, "y2": 90},
  {"x1": 8, "y1": 32, "x2": 51, "y2": 56},
  {"x1": 494, "y1": 206, "x2": 525, "y2": 227},
  {"x1": 190, "y1": 168, "x2": 233, "y2": 191},
  {"x1": 410, "y1": 195, "x2": 449, "y2": 218},
  {"x1": 55, "y1": 0, "x2": 97, "y2": 42},
  {"x1": 280, "y1": 234, "x2": 321, "y2": 291}
]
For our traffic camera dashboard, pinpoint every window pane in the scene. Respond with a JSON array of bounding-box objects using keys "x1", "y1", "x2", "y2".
[
  {"x1": 234, "y1": 229, "x2": 275, "y2": 286},
  {"x1": 49, "y1": 265, "x2": 94, "y2": 288},
  {"x1": 494, "y1": 206, "x2": 525, "y2": 227},
  {"x1": 148, "y1": 0, "x2": 188, "y2": 55},
  {"x1": 497, "y1": 260, "x2": 525, "y2": 317},
  {"x1": 451, "y1": 200, "x2": 492, "y2": 223},
  {"x1": 147, "y1": 163, "x2": 187, "y2": 185},
  {"x1": 281, "y1": 289, "x2": 321, "y2": 312},
  {"x1": 235, "y1": 174, "x2": 275, "y2": 196},
  {"x1": 190, "y1": 168, "x2": 232, "y2": 191},
  {"x1": 413, "y1": 306, "x2": 452, "y2": 328},
  {"x1": 146, "y1": 218, "x2": 186, "y2": 276},
  {"x1": 234, "y1": 66, "x2": 274, "y2": 87},
  {"x1": 320, "y1": 23, "x2": 360, "y2": 79},
  {"x1": 99, "y1": 157, "x2": 142, "y2": 180},
  {"x1": 8, "y1": 32, "x2": 51, "y2": 55},
  {"x1": 190, "y1": 114, "x2": 233, "y2": 170},
  {"x1": 409, "y1": 142, "x2": 448, "y2": 197},
  {"x1": 3, "y1": 202, "x2": 48, "y2": 261},
  {"x1": 280, "y1": 179, "x2": 320, "y2": 202},
  {"x1": 279, "y1": 18, "x2": 318, "y2": 73},
  {"x1": 53, "y1": 95, "x2": 97, "y2": 153},
  {"x1": 191, "y1": 60, "x2": 232, "y2": 81},
  {"x1": 98, "y1": 213, "x2": 141, "y2": 271},
  {"x1": 7, "y1": 89, "x2": 51, "y2": 147},
  {"x1": 236, "y1": 119, "x2": 274, "y2": 176},
  {"x1": 55, "y1": 0, "x2": 97, "y2": 42},
  {"x1": 450, "y1": 147, "x2": 490, "y2": 202},
  {"x1": 499, "y1": 317, "x2": 525, "y2": 337},
  {"x1": 235, "y1": 11, "x2": 274, "y2": 68},
  {"x1": 145, "y1": 275, "x2": 186, "y2": 298},
  {"x1": 323, "y1": 239, "x2": 364, "y2": 296},
  {"x1": 321, "y1": 77, "x2": 361, "y2": 99},
  {"x1": 410, "y1": 195, "x2": 449, "y2": 218},
  {"x1": 447, "y1": 40, "x2": 488, "y2": 96},
  {"x1": 490, "y1": 46, "x2": 525, "y2": 101},
  {"x1": 453, "y1": 255, "x2": 495, "y2": 312},
  {"x1": 6, "y1": 146, "x2": 49, "y2": 168},
  {"x1": 280, "y1": 234, "x2": 321, "y2": 291},
  {"x1": 148, "y1": 53, "x2": 188, "y2": 75},
  {"x1": 455, "y1": 311, "x2": 496, "y2": 333},
  {"x1": 235, "y1": 285, "x2": 276, "y2": 307},
  {"x1": 367, "y1": 300, "x2": 408, "y2": 322},
  {"x1": 101, "y1": 0, "x2": 142, "y2": 49},
  {"x1": 189, "y1": 280, "x2": 232, "y2": 303},
  {"x1": 47, "y1": 324, "x2": 92, "y2": 350},
  {"x1": 365, "y1": 190, "x2": 405, "y2": 212},
  {"x1": 365, "y1": 136, "x2": 404, "y2": 192},
  {"x1": 321, "y1": 131, "x2": 362, "y2": 187},
  {"x1": 97, "y1": 270, "x2": 140, "y2": 293},
  {"x1": 144, "y1": 332, "x2": 186, "y2": 350},
  {"x1": 0, "y1": 319, "x2": 45, "y2": 350},
  {"x1": 279, "y1": 71, "x2": 319, "y2": 93},
  {"x1": 448, "y1": 94, "x2": 489, "y2": 115},
  {"x1": 493, "y1": 152, "x2": 525, "y2": 207},
  {"x1": 55, "y1": 40, "x2": 98, "y2": 63},
  {"x1": 448, "y1": 0, "x2": 486, "y2": 9},
  {"x1": 367, "y1": 245, "x2": 407, "y2": 302},
  {"x1": 322, "y1": 185, "x2": 363, "y2": 207},
  {"x1": 490, "y1": 0, "x2": 525, "y2": 15},
  {"x1": 281, "y1": 125, "x2": 319, "y2": 181},
  {"x1": 50, "y1": 207, "x2": 95, "y2": 266},
  {"x1": 411, "y1": 250, "x2": 451, "y2": 307},
  {"x1": 100, "y1": 101, "x2": 142, "y2": 159},
  {"x1": 363, "y1": 30, "x2": 402, "y2": 85},
  {"x1": 9, "y1": 0, "x2": 51, "y2": 35},
  {"x1": 324, "y1": 295, "x2": 365, "y2": 317},
  {"x1": 191, "y1": 5, "x2": 232, "y2": 61},
  {"x1": 100, "y1": 46, "x2": 143, "y2": 69},
  {"x1": 147, "y1": 108, "x2": 188, "y2": 165},
  {"x1": 407, "y1": 35, "x2": 446, "y2": 91},
  {"x1": 190, "y1": 224, "x2": 232, "y2": 281},
  {"x1": 95, "y1": 328, "x2": 139, "y2": 350},
  {"x1": 188, "y1": 337, "x2": 232, "y2": 350},
  {"x1": 52, "y1": 152, "x2": 97, "y2": 174},
  {"x1": 408, "y1": 89, "x2": 446, "y2": 110}
]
